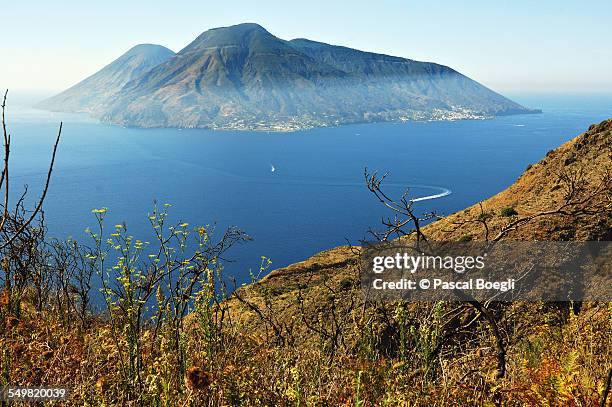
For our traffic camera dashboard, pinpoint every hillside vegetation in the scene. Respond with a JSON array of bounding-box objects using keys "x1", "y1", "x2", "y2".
[{"x1": 1, "y1": 118, "x2": 610, "y2": 406}]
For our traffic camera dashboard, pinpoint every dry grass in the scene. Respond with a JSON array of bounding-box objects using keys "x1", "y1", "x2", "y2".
[{"x1": 1, "y1": 120, "x2": 611, "y2": 405}]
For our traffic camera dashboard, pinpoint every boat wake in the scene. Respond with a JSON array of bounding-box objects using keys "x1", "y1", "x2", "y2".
[
  {"x1": 409, "y1": 185, "x2": 452, "y2": 202},
  {"x1": 175, "y1": 161, "x2": 452, "y2": 203}
]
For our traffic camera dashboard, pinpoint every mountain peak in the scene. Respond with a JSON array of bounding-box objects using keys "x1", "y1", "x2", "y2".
[
  {"x1": 205, "y1": 22, "x2": 270, "y2": 36},
  {"x1": 37, "y1": 44, "x2": 175, "y2": 114},
  {"x1": 218, "y1": 22, "x2": 268, "y2": 32},
  {"x1": 180, "y1": 23, "x2": 275, "y2": 54},
  {"x1": 123, "y1": 43, "x2": 175, "y2": 57}
]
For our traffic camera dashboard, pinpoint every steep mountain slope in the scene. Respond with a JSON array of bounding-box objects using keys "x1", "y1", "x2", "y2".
[
  {"x1": 227, "y1": 118, "x2": 612, "y2": 330},
  {"x1": 40, "y1": 23, "x2": 538, "y2": 131},
  {"x1": 37, "y1": 44, "x2": 175, "y2": 114},
  {"x1": 424, "y1": 119, "x2": 612, "y2": 242},
  {"x1": 217, "y1": 119, "x2": 611, "y2": 403},
  {"x1": 289, "y1": 38, "x2": 530, "y2": 116},
  {"x1": 217, "y1": 116, "x2": 611, "y2": 403}
]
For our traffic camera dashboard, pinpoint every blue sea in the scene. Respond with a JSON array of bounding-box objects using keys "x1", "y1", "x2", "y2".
[{"x1": 5, "y1": 93, "x2": 612, "y2": 284}]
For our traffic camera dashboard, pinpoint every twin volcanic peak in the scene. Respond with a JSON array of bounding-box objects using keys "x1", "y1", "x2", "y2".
[{"x1": 38, "y1": 23, "x2": 539, "y2": 131}]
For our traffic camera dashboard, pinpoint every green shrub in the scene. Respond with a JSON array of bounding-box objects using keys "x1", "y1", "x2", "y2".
[
  {"x1": 500, "y1": 206, "x2": 518, "y2": 217},
  {"x1": 477, "y1": 212, "x2": 492, "y2": 221},
  {"x1": 339, "y1": 278, "x2": 354, "y2": 291}
]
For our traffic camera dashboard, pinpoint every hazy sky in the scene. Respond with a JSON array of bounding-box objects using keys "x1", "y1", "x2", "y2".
[{"x1": 2, "y1": 0, "x2": 612, "y2": 93}]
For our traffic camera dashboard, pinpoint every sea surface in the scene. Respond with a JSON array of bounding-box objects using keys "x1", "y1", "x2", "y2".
[{"x1": 5, "y1": 93, "x2": 612, "y2": 286}]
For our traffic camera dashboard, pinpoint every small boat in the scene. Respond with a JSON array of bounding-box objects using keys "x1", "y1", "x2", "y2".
[{"x1": 270, "y1": 164, "x2": 276, "y2": 173}]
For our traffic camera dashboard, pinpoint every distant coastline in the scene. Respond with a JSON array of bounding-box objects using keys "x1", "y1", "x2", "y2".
[{"x1": 98, "y1": 108, "x2": 541, "y2": 133}]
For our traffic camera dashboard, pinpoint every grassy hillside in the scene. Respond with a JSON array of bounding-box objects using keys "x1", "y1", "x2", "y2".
[
  {"x1": 224, "y1": 119, "x2": 612, "y2": 404},
  {"x1": 228, "y1": 119, "x2": 611, "y2": 327},
  {"x1": 1, "y1": 120, "x2": 610, "y2": 406}
]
